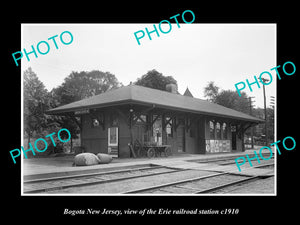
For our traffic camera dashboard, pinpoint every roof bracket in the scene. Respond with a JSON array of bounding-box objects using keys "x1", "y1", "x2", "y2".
[{"x1": 67, "y1": 114, "x2": 82, "y2": 130}]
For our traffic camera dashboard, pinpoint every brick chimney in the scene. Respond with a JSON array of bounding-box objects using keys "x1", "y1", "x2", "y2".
[{"x1": 166, "y1": 83, "x2": 178, "y2": 94}]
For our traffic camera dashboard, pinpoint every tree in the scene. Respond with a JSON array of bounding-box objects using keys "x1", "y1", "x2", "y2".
[
  {"x1": 214, "y1": 90, "x2": 250, "y2": 114},
  {"x1": 50, "y1": 70, "x2": 122, "y2": 151},
  {"x1": 23, "y1": 67, "x2": 50, "y2": 144},
  {"x1": 203, "y1": 81, "x2": 250, "y2": 114},
  {"x1": 204, "y1": 81, "x2": 220, "y2": 102},
  {"x1": 52, "y1": 70, "x2": 122, "y2": 105},
  {"x1": 252, "y1": 107, "x2": 274, "y2": 143},
  {"x1": 203, "y1": 81, "x2": 275, "y2": 145},
  {"x1": 135, "y1": 69, "x2": 178, "y2": 91}
]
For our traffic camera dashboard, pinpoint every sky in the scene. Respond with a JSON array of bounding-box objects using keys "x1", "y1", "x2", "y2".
[{"x1": 21, "y1": 23, "x2": 276, "y2": 108}]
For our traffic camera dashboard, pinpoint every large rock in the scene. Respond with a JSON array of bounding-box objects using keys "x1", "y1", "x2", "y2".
[
  {"x1": 74, "y1": 153, "x2": 100, "y2": 166},
  {"x1": 97, "y1": 153, "x2": 113, "y2": 164}
]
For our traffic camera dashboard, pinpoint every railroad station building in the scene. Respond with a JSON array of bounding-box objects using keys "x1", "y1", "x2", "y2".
[{"x1": 47, "y1": 84, "x2": 263, "y2": 158}]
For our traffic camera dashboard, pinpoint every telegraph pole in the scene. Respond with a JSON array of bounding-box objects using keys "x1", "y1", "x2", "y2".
[
  {"x1": 244, "y1": 97, "x2": 255, "y2": 149},
  {"x1": 248, "y1": 97, "x2": 255, "y2": 149},
  {"x1": 260, "y1": 78, "x2": 269, "y2": 146},
  {"x1": 269, "y1": 96, "x2": 275, "y2": 142},
  {"x1": 270, "y1": 96, "x2": 275, "y2": 109},
  {"x1": 244, "y1": 96, "x2": 255, "y2": 149}
]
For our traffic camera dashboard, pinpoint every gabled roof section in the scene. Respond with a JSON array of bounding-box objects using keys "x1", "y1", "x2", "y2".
[
  {"x1": 183, "y1": 87, "x2": 194, "y2": 97},
  {"x1": 47, "y1": 85, "x2": 133, "y2": 114},
  {"x1": 46, "y1": 85, "x2": 263, "y2": 123}
]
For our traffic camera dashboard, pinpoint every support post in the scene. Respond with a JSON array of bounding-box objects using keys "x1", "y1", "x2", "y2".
[
  {"x1": 67, "y1": 114, "x2": 82, "y2": 131},
  {"x1": 129, "y1": 108, "x2": 136, "y2": 158}
]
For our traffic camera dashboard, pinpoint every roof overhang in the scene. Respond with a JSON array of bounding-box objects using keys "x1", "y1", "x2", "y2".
[{"x1": 46, "y1": 99, "x2": 264, "y2": 124}]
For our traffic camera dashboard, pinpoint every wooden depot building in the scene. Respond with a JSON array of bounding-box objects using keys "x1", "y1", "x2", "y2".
[{"x1": 46, "y1": 84, "x2": 263, "y2": 158}]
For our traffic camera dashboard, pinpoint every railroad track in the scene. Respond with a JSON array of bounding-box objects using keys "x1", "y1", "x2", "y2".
[
  {"x1": 23, "y1": 165, "x2": 185, "y2": 193},
  {"x1": 24, "y1": 156, "x2": 275, "y2": 194},
  {"x1": 188, "y1": 154, "x2": 274, "y2": 166},
  {"x1": 123, "y1": 163, "x2": 274, "y2": 194}
]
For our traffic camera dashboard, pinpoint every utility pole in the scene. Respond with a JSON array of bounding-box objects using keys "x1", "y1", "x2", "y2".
[
  {"x1": 244, "y1": 96, "x2": 255, "y2": 149},
  {"x1": 260, "y1": 78, "x2": 269, "y2": 146},
  {"x1": 248, "y1": 97, "x2": 255, "y2": 149},
  {"x1": 269, "y1": 96, "x2": 275, "y2": 143},
  {"x1": 270, "y1": 96, "x2": 275, "y2": 109}
]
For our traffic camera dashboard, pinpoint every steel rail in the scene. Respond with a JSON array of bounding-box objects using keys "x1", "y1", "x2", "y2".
[
  {"x1": 123, "y1": 162, "x2": 275, "y2": 194},
  {"x1": 194, "y1": 173, "x2": 274, "y2": 194},
  {"x1": 187, "y1": 153, "x2": 274, "y2": 164},
  {"x1": 24, "y1": 164, "x2": 164, "y2": 183},
  {"x1": 194, "y1": 176, "x2": 262, "y2": 194},
  {"x1": 24, "y1": 157, "x2": 274, "y2": 194},
  {"x1": 217, "y1": 156, "x2": 275, "y2": 166},
  {"x1": 123, "y1": 172, "x2": 229, "y2": 194},
  {"x1": 23, "y1": 166, "x2": 185, "y2": 194}
]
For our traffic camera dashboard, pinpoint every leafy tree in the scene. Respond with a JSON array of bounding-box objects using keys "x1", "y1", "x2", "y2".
[
  {"x1": 52, "y1": 70, "x2": 122, "y2": 105},
  {"x1": 203, "y1": 81, "x2": 220, "y2": 102},
  {"x1": 203, "y1": 81, "x2": 250, "y2": 114},
  {"x1": 203, "y1": 81, "x2": 275, "y2": 145},
  {"x1": 214, "y1": 90, "x2": 250, "y2": 114},
  {"x1": 50, "y1": 70, "x2": 122, "y2": 151},
  {"x1": 23, "y1": 67, "x2": 50, "y2": 144},
  {"x1": 252, "y1": 107, "x2": 274, "y2": 143},
  {"x1": 135, "y1": 69, "x2": 177, "y2": 91}
]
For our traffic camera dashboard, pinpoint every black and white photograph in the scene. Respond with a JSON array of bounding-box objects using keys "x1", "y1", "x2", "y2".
[
  {"x1": 21, "y1": 23, "x2": 276, "y2": 195},
  {"x1": 4, "y1": 4, "x2": 298, "y2": 221}
]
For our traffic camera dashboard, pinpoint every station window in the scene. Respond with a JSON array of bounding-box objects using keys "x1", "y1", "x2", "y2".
[
  {"x1": 165, "y1": 116, "x2": 173, "y2": 137},
  {"x1": 209, "y1": 121, "x2": 215, "y2": 139},
  {"x1": 216, "y1": 122, "x2": 221, "y2": 139},
  {"x1": 222, "y1": 123, "x2": 227, "y2": 139}
]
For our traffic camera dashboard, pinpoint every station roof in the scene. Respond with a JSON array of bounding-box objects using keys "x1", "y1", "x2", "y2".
[{"x1": 46, "y1": 84, "x2": 263, "y2": 123}]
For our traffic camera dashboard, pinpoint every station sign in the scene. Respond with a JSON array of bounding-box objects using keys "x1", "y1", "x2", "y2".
[{"x1": 74, "y1": 108, "x2": 90, "y2": 115}]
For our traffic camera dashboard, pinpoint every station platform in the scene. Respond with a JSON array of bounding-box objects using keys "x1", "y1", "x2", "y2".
[{"x1": 23, "y1": 148, "x2": 274, "y2": 181}]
